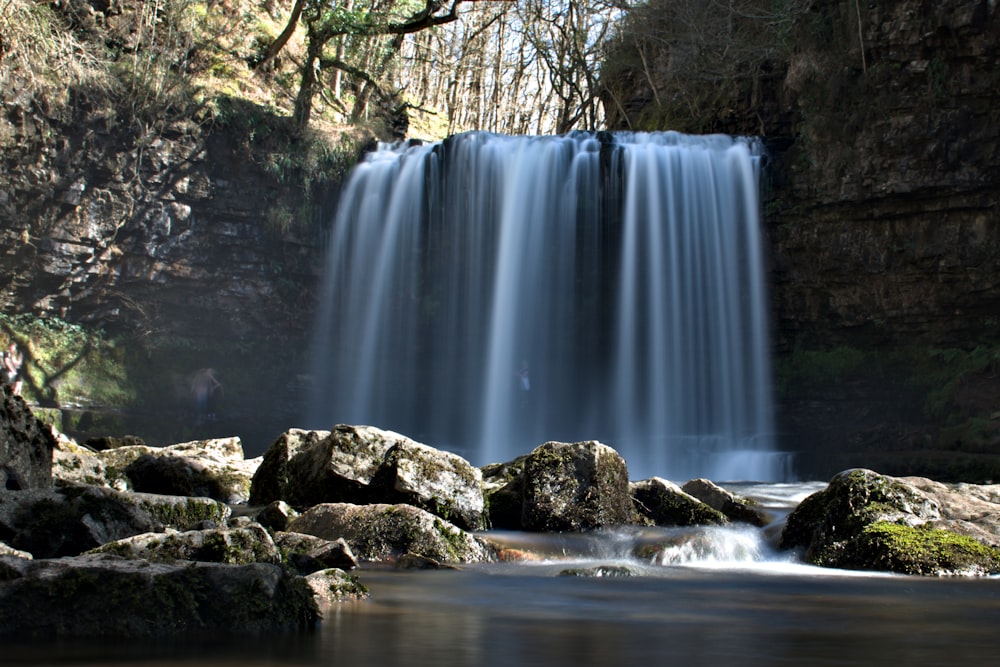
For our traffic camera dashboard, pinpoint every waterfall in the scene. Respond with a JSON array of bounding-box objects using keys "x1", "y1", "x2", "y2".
[{"x1": 306, "y1": 131, "x2": 784, "y2": 481}]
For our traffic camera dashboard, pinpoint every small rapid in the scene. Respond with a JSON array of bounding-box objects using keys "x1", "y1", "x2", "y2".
[{"x1": 477, "y1": 481, "x2": 835, "y2": 577}]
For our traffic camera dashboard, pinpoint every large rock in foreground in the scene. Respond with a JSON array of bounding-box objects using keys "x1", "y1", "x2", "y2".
[
  {"x1": 369, "y1": 441, "x2": 485, "y2": 530},
  {"x1": 249, "y1": 425, "x2": 486, "y2": 529},
  {"x1": 520, "y1": 441, "x2": 638, "y2": 531},
  {"x1": 0, "y1": 555, "x2": 319, "y2": 638},
  {"x1": 780, "y1": 468, "x2": 1000, "y2": 575},
  {"x1": 0, "y1": 486, "x2": 231, "y2": 558}
]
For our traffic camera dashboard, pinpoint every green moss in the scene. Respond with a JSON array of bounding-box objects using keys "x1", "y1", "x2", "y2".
[
  {"x1": 432, "y1": 518, "x2": 469, "y2": 561},
  {"x1": 854, "y1": 522, "x2": 1000, "y2": 575},
  {"x1": 0, "y1": 313, "x2": 133, "y2": 407},
  {"x1": 141, "y1": 497, "x2": 229, "y2": 530}
]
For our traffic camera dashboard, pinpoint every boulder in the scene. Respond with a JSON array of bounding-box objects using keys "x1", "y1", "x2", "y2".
[
  {"x1": 0, "y1": 385, "x2": 55, "y2": 491},
  {"x1": 780, "y1": 469, "x2": 1000, "y2": 575},
  {"x1": 895, "y1": 476, "x2": 1000, "y2": 547},
  {"x1": 630, "y1": 477, "x2": 728, "y2": 526},
  {"x1": 88, "y1": 524, "x2": 282, "y2": 565},
  {"x1": 0, "y1": 542, "x2": 31, "y2": 559},
  {"x1": 93, "y1": 437, "x2": 259, "y2": 503},
  {"x1": 247, "y1": 428, "x2": 327, "y2": 506},
  {"x1": 0, "y1": 485, "x2": 231, "y2": 558},
  {"x1": 254, "y1": 499, "x2": 299, "y2": 531},
  {"x1": 370, "y1": 441, "x2": 485, "y2": 530},
  {"x1": 287, "y1": 502, "x2": 495, "y2": 564},
  {"x1": 52, "y1": 437, "x2": 127, "y2": 491},
  {"x1": 273, "y1": 531, "x2": 359, "y2": 573},
  {"x1": 0, "y1": 554, "x2": 319, "y2": 638},
  {"x1": 249, "y1": 425, "x2": 400, "y2": 508},
  {"x1": 303, "y1": 568, "x2": 369, "y2": 604},
  {"x1": 520, "y1": 441, "x2": 638, "y2": 531},
  {"x1": 681, "y1": 478, "x2": 771, "y2": 526}
]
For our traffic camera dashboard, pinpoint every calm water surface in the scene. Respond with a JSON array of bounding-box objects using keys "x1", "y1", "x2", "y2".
[{"x1": 5, "y1": 483, "x2": 999, "y2": 666}]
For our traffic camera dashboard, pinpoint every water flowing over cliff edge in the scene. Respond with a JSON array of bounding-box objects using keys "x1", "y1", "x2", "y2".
[{"x1": 306, "y1": 131, "x2": 784, "y2": 481}]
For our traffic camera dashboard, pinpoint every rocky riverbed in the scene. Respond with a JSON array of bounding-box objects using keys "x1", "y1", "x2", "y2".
[{"x1": 2, "y1": 383, "x2": 999, "y2": 639}]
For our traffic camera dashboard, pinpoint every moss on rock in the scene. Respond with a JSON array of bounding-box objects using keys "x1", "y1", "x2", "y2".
[{"x1": 844, "y1": 521, "x2": 1000, "y2": 576}]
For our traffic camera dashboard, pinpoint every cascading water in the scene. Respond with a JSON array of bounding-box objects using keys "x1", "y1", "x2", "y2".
[{"x1": 306, "y1": 131, "x2": 786, "y2": 481}]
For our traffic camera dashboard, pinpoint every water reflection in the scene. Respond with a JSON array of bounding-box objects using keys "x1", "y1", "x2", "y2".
[{"x1": 314, "y1": 568, "x2": 1000, "y2": 667}]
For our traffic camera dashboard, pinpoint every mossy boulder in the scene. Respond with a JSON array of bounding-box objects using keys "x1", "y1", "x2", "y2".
[
  {"x1": 840, "y1": 521, "x2": 1000, "y2": 575},
  {"x1": 303, "y1": 568, "x2": 369, "y2": 604},
  {"x1": 273, "y1": 531, "x2": 359, "y2": 574},
  {"x1": 0, "y1": 486, "x2": 231, "y2": 558},
  {"x1": 780, "y1": 468, "x2": 1000, "y2": 575},
  {"x1": 630, "y1": 477, "x2": 728, "y2": 527},
  {"x1": 254, "y1": 499, "x2": 299, "y2": 531},
  {"x1": 88, "y1": 437, "x2": 259, "y2": 503},
  {"x1": 481, "y1": 455, "x2": 528, "y2": 530},
  {"x1": 520, "y1": 440, "x2": 638, "y2": 532},
  {"x1": 52, "y1": 436, "x2": 127, "y2": 490},
  {"x1": 247, "y1": 428, "x2": 328, "y2": 506},
  {"x1": 87, "y1": 524, "x2": 282, "y2": 565},
  {"x1": 681, "y1": 478, "x2": 771, "y2": 526},
  {"x1": 249, "y1": 425, "x2": 399, "y2": 508},
  {"x1": 287, "y1": 502, "x2": 495, "y2": 564},
  {"x1": 369, "y1": 441, "x2": 485, "y2": 531},
  {"x1": 0, "y1": 554, "x2": 319, "y2": 638}
]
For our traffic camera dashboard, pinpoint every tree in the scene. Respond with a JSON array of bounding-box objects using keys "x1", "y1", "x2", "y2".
[
  {"x1": 257, "y1": 0, "x2": 495, "y2": 131},
  {"x1": 600, "y1": 0, "x2": 810, "y2": 134},
  {"x1": 393, "y1": 0, "x2": 627, "y2": 135}
]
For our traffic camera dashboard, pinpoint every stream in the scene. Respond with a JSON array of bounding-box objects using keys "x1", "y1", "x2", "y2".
[{"x1": 4, "y1": 482, "x2": 998, "y2": 667}]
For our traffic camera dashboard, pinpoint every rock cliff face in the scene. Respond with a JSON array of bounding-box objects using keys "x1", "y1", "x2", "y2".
[
  {"x1": 772, "y1": 0, "x2": 1000, "y2": 349},
  {"x1": 769, "y1": 0, "x2": 1000, "y2": 479},
  {"x1": 604, "y1": 0, "x2": 1000, "y2": 480},
  {"x1": 0, "y1": 92, "x2": 336, "y2": 452},
  {"x1": 0, "y1": 111, "x2": 322, "y2": 340}
]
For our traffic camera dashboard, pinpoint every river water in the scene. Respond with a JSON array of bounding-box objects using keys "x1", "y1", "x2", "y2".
[{"x1": 4, "y1": 482, "x2": 999, "y2": 666}]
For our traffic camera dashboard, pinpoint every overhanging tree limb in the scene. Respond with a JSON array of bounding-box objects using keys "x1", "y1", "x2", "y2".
[{"x1": 255, "y1": 0, "x2": 307, "y2": 71}]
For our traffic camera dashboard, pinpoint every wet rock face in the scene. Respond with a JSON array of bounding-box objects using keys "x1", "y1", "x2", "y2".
[{"x1": 603, "y1": 0, "x2": 1000, "y2": 350}]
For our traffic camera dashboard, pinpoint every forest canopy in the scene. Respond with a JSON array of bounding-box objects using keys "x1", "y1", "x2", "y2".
[{"x1": 0, "y1": 0, "x2": 810, "y2": 141}]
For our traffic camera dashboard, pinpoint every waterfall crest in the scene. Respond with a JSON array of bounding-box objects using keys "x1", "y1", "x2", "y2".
[{"x1": 307, "y1": 131, "x2": 783, "y2": 481}]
